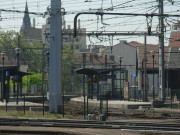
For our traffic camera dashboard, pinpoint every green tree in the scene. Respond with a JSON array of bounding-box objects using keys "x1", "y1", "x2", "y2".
[
  {"x1": 62, "y1": 45, "x2": 81, "y2": 93},
  {"x1": 0, "y1": 31, "x2": 81, "y2": 93},
  {"x1": 0, "y1": 31, "x2": 44, "y2": 73}
]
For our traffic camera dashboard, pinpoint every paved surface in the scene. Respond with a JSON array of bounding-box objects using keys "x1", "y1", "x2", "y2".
[
  {"x1": 71, "y1": 96, "x2": 151, "y2": 109},
  {"x1": 0, "y1": 101, "x2": 41, "y2": 106},
  {"x1": 0, "y1": 126, "x2": 141, "y2": 135}
]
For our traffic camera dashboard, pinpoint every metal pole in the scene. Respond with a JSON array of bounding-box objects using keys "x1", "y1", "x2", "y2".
[
  {"x1": 87, "y1": 79, "x2": 89, "y2": 116},
  {"x1": 15, "y1": 47, "x2": 20, "y2": 105},
  {"x1": 142, "y1": 60, "x2": 144, "y2": 101},
  {"x1": 6, "y1": 72, "x2": 10, "y2": 112},
  {"x1": 1, "y1": 53, "x2": 4, "y2": 101},
  {"x1": 2, "y1": 56, "x2": 4, "y2": 101},
  {"x1": 167, "y1": 68, "x2": 169, "y2": 99},
  {"x1": 100, "y1": 82, "x2": 102, "y2": 114},
  {"x1": 5, "y1": 72, "x2": 8, "y2": 112},
  {"x1": 16, "y1": 53, "x2": 18, "y2": 105},
  {"x1": 24, "y1": 94, "x2": 25, "y2": 114},
  {"x1": 158, "y1": 0, "x2": 165, "y2": 102},
  {"x1": 49, "y1": 0, "x2": 62, "y2": 113},
  {"x1": 26, "y1": 67, "x2": 28, "y2": 94},
  {"x1": 82, "y1": 53, "x2": 86, "y2": 119},
  {"x1": 105, "y1": 55, "x2": 108, "y2": 118},
  {"x1": 42, "y1": 43, "x2": 45, "y2": 116},
  {"x1": 171, "y1": 89, "x2": 172, "y2": 109},
  {"x1": 13, "y1": 79, "x2": 15, "y2": 97},
  {"x1": 62, "y1": 89, "x2": 64, "y2": 118},
  {"x1": 62, "y1": 62, "x2": 65, "y2": 118},
  {"x1": 119, "y1": 56, "x2": 122, "y2": 100},
  {"x1": 144, "y1": 35, "x2": 148, "y2": 102},
  {"x1": 152, "y1": 55, "x2": 155, "y2": 100}
]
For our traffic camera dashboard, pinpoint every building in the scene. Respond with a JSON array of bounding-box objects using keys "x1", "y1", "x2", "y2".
[
  {"x1": 42, "y1": 18, "x2": 87, "y2": 52},
  {"x1": 102, "y1": 41, "x2": 143, "y2": 87},
  {"x1": 137, "y1": 44, "x2": 169, "y2": 99},
  {"x1": 101, "y1": 40, "x2": 171, "y2": 100},
  {"x1": 0, "y1": 53, "x2": 28, "y2": 101},
  {"x1": 167, "y1": 30, "x2": 180, "y2": 98},
  {"x1": 20, "y1": 1, "x2": 42, "y2": 42},
  {"x1": 75, "y1": 53, "x2": 127, "y2": 99},
  {"x1": 20, "y1": 2, "x2": 87, "y2": 52}
]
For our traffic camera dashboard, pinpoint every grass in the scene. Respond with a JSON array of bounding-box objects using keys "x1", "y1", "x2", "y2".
[{"x1": 0, "y1": 110, "x2": 73, "y2": 119}]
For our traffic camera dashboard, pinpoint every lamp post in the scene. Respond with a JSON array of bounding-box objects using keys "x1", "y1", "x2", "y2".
[
  {"x1": 1, "y1": 52, "x2": 5, "y2": 101},
  {"x1": 151, "y1": 50, "x2": 156, "y2": 100},
  {"x1": 119, "y1": 56, "x2": 122, "y2": 100},
  {"x1": 15, "y1": 48, "x2": 21, "y2": 105},
  {"x1": 26, "y1": 67, "x2": 28, "y2": 94},
  {"x1": 6, "y1": 71, "x2": 10, "y2": 112}
]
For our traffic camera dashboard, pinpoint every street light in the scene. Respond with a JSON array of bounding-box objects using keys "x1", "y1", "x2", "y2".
[
  {"x1": 1, "y1": 52, "x2": 5, "y2": 101},
  {"x1": 26, "y1": 67, "x2": 28, "y2": 94},
  {"x1": 151, "y1": 50, "x2": 156, "y2": 100},
  {"x1": 15, "y1": 48, "x2": 21, "y2": 104},
  {"x1": 119, "y1": 56, "x2": 123, "y2": 100}
]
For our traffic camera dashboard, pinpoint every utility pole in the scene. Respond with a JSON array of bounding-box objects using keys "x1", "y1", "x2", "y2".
[
  {"x1": 42, "y1": 43, "x2": 45, "y2": 116},
  {"x1": 144, "y1": 35, "x2": 148, "y2": 102},
  {"x1": 158, "y1": 0, "x2": 165, "y2": 102},
  {"x1": 119, "y1": 56, "x2": 122, "y2": 100},
  {"x1": 49, "y1": 0, "x2": 62, "y2": 113},
  {"x1": 82, "y1": 53, "x2": 86, "y2": 119}
]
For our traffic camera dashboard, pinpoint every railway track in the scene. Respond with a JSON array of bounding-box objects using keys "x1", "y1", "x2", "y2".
[{"x1": 0, "y1": 118, "x2": 180, "y2": 134}]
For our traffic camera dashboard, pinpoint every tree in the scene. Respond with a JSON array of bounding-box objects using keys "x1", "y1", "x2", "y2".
[
  {"x1": 0, "y1": 31, "x2": 81, "y2": 93},
  {"x1": 0, "y1": 30, "x2": 44, "y2": 73},
  {"x1": 62, "y1": 45, "x2": 81, "y2": 93}
]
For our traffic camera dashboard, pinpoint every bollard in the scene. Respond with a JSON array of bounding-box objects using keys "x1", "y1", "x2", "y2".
[
  {"x1": 88, "y1": 114, "x2": 92, "y2": 121},
  {"x1": 99, "y1": 114, "x2": 106, "y2": 121},
  {"x1": 91, "y1": 114, "x2": 96, "y2": 120}
]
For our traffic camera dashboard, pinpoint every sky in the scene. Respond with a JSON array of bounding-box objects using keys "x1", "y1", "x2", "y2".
[{"x1": 0, "y1": 0, "x2": 179, "y2": 46}]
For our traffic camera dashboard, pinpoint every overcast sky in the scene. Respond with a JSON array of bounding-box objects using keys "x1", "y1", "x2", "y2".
[{"x1": 0, "y1": 0, "x2": 179, "y2": 46}]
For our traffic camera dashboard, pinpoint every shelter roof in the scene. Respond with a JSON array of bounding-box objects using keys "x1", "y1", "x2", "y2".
[
  {"x1": 75, "y1": 53, "x2": 119, "y2": 66},
  {"x1": 76, "y1": 68, "x2": 111, "y2": 75}
]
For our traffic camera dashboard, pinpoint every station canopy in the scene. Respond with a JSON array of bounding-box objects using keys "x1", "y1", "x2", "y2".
[{"x1": 75, "y1": 68, "x2": 111, "y2": 75}]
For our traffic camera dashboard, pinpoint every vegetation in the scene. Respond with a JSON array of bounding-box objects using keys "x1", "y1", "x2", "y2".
[
  {"x1": 0, "y1": 30, "x2": 44, "y2": 73},
  {"x1": 0, "y1": 31, "x2": 82, "y2": 93},
  {"x1": 62, "y1": 45, "x2": 81, "y2": 93},
  {"x1": 0, "y1": 110, "x2": 72, "y2": 119}
]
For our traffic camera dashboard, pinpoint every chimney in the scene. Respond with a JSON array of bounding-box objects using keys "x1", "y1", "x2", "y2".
[
  {"x1": 64, "y1": 20, "x2": 66, "y2": 30},
  {"x1": 109, "y1": 55, "x2": 114, "y2": 61},
  {"x1": 78, "y1": 19, "x2": 80, "y2": 29},
  {"x1": 94, "y1": 54, "x2": 98, "y2": 60},
  {"x1": 33, "y1": 18, "x2": 35, "y2": 28},
  {"x1": 89, "y1": 45, "x2": 93, "y2": 53},
  {"x1": 46, "y1": 17, "x2": 50, "y2": 24},
  {"x1": 120, "y1": 40, "x2": 127, "y2": 44}
]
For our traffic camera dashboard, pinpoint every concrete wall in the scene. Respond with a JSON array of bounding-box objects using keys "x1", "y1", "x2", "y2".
[{"x1": 102, "y1": 42, "x2": 137, "y2": 86}]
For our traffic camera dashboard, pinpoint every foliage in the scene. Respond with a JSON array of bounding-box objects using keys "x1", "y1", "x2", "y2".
[
  {"x1": 0, "y1": 30, "x2": 44, "y2": 73},
  {"x1": 62, "y1": 45, "x2": 81, "y2": 93},
  {"x1": 0, "y1": 31, "x2": 82, "y2": 93}
]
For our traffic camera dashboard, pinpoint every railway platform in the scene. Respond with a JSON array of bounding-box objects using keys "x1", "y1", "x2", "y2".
[{"x1": 71, "y1": 96, "x2": 151, "y2": 109}]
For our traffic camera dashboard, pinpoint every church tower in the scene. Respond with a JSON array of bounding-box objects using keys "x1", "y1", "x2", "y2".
[{"x1": 21, "y1": 1, "x2": 31, "y2": 32}]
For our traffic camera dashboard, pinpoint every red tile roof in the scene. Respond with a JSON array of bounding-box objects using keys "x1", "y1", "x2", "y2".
[
  {"x1": 128, "y1": 41, "x2": 158, "y2": 48},
  {"x1": 75, "y1": 53, "x2": 119, "y2": 66},
  {"x1": 128, "y1": 41, "x2": 144, "y2": 47},
  {"x1": 138, "y1": 45, "x2": 169, "y2": 69},
  {"x1": 169, "y1": 31, "x2": 180, "y2": 47}
]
